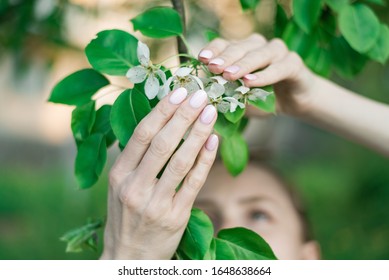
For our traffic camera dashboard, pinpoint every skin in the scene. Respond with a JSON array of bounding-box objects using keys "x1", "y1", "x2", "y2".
[
  {"x1": 198, "y1": 34, "x2": 389, "y2": 156},
  {"x1": 102, "y1": 33, "x2": 388, "y2": 260},
  {"x1": 195, "y1": 162, "x2": 320, "y2": 260}
]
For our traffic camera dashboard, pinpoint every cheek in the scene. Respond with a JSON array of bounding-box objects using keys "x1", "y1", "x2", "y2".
[{"x1": 258, "y1": 227, "x2": 304, "y2": 260}]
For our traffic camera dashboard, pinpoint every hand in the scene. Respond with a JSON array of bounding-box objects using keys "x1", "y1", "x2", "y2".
[
  {"x1": 101, "y1": 88, "x2": 219, "y2": 259},
  {"x1": 198, "y1": 34, "x2": 316, "y2": 117}
]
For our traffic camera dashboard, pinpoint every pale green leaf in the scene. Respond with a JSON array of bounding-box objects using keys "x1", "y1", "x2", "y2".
[
  {"x1": 368, "y1": 24, "x2": 389, "y2": 64},
  {"x1": 220, "y1": 132, "x2": 249, "y2": 176}
]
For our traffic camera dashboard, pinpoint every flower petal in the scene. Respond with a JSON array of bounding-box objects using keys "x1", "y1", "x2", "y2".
[
  {"x1": 155, "y1": 69, "x2": 167, "y2": 83},
  {"x1": 126, "y1": 66, "x2": 147, "y2": 84},
  {"x1": 191, "y1": 75, "x2": 204, "y2": 90},
  {"x1": 211, "y1": 76, "x2": 228, "y2": 85},
  {"x1": 249, "y1": 88, "x2": 272, "y2": 101},
  {"x1": 217, "y1": 101, "x2": 230, "y2": 113},
  {"x1": 137, "y1": 41, "x2": 150, "y2": 67},
  {"x1": 235, "y1": 85, "x2": 250, "y2": 95},
  {"x1": 207, "y1": 82, "x2": 225, "y2": 99},
  {"x1": 185, "y1": 79, "x2": 200, "y2": 95},
  {"x1": 145, "y1": 75, "x2": 160, "y2": 99},
  {"x1": 224, "y1": 96, "x2": 245, "y2": 112},
  {"x1": 174, "y1": 67, "x2": 193, "y2": 77}
]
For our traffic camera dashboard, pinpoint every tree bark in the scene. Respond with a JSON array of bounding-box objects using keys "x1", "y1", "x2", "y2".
[{"x1": 171, "y1": 0, "x2": 189, "y2": 63}]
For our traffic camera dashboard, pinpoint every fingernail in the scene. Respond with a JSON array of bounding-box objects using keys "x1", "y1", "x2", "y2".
[
  {"x1": 205, "y1": 134, "x2": 219, "y2": 151},
  {"x1": 200, "y1": 105, "x2": 217, "y2": 124},
  {"x1": 244, "y1": 74, "x2": 257, "y2": 81},
  {"x1": 189, "y1": 90, "x2": 208, "y2": 108},
  {"x1": 209, "y1": 58, "x2": 225, "y2": 66},
  {"x1": 169, "y1": 87, "x2": 188, "y2": 104},
  {"x1": 224, "y1": 65, "x2": 240, "y2": 74},
  {"x1": 199, "y1": 50, "x2": 213, "y2": 59}
]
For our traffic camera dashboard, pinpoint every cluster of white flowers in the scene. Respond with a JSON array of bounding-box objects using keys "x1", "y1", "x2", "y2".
[{"x1": 126, "y1": 41, "x2": 272, "y2": 113}]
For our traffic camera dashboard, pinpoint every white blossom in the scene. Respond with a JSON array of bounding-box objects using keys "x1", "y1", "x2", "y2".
[
  {"x1": 223, "y1": 96, "x2": 245, "y2": 113},
  {"x1": 126, "y1": 41, "x2": 163, "y2": 100}
]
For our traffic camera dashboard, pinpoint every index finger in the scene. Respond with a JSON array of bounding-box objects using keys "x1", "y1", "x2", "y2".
[{"x1": 111, "y1": 87, "x2": 188, "y2": 175}]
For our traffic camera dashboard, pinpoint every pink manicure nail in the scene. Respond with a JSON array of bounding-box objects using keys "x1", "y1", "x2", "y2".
[
  {"x1": 189, "y1": 90, "x2": 208, "y2": 108},
  {"x1": 169, "y1": 88, "x2": 188, "y2": 104},
  {"x1": 205, "y1": 134, "x2": 219, "y2": 151},
  {"x1": 244, "y1": 74, "x2": 257, "y2": 81},
  {"x1": 209, "y1": 58, "x2": 225, "y2": 66},
  {"x1": 199, "y1": 50, "x2": 213, "y2": 59},
  {"x1": 224, "y1": 65, "x2": 240, "y2": 74},
  {"x1": 200, "y1": 105, "x2": 217, "y2": 124}
]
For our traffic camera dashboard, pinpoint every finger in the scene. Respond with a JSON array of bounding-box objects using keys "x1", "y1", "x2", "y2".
[
  {"x1": 111, "y1": 87, "x2": 188, "y2": 177},
  {"x1": 152, "y1": 105, "x2": 217, "y2": 201},
  {"x1": 198, "y1": 38, "x2": 229, "y2": 63},
  {"x1": 207, "y1": 34, "x2": 267, "y2": 75},
  {"x1": 222, "y1": 38, "x2": 289, "y2": 81},
  {"x1": 242, "y1": 52, "x2": 304, "y2": 87},
  {"x1": 172, "y1": 134, "x2": 219, "y2": 213},
  {"x1": 135, "y1": 89, "x2": 209, "y2": 184}
]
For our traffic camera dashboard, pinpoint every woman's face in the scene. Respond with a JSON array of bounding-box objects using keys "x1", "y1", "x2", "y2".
[{"x1": 194, "y1": 162, "x2": 320, "y2": 260}]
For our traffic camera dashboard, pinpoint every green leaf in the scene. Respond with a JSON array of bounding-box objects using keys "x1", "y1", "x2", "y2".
[
  {"x1": 60, "y1": 219, "x2": 103, "y2": 253},
  {"x1": 240, "y1": 0, "x2": 260, "y2": 11},
  {"x1": 75, "y1": 133, "x2": 107, "y2": 189},
  {"x1": 368, "y1": 24, "x2": 389, "y2": 64},
  {"x1": 204, "y1": 29, "x2": 219, "y2": 42},
  {"x1": 220, "y1": 133, "x2": 249, "y2": 176},
  {"x1": 92, "y1": 105, "x2": 116, "y2": 147},
  {"x1": 304, "y1": 45, "x2": 332, "y2": 77},
  {"x1": 339, "y1": 3, "x2": 380, "y2": 53},
  {"x1": 274, "y1": 4, "x2": 288, "y2": 37},
  {"x1": 49, "y1": 69, "x2": 109, "y2": 106},
  {"x1": 214, "y1": 113, "x2": 240, "y2": 138},
  {"x1": 131, "y1": 7, "x2": 183, "y2": 38},
  {"x1": 293, "y1": 0, "x2": 323, "y2": 33},
  {"x1": 176, "y1": 208, "x2": 214, "y2": 260},
  {"x1": 110, "y1": 89, "x2": 151, "y2": 147},
  {"x1": 203, "y1": 239, "x2": 216, "y2": 260},
  {"x1": 85, "y1": 30, "x2": 138, "y2": 75},
  {"x1": 325, "y1": 0, "x2": 349, "y2": 11},
  {"x1": 363, "y1": 0, "x2": 386, "y2": 6},
  {"x1": 282, "y1": 21, "x2": 315, "y2": 59},
  {"x1": 330, "y1": 36, "x2": 367, "y2": 78},
  {"x1": 215, "y1": 227, "x2": 277, "y2": 260},
  {"x1": 71, "y1": 101, "x2": 96, "y2": 146},
  {"x1": 224, "y1": 107, "x2": 245, "y2": 124},
  {"x1": 248, "y1": 93, "x2": 276, "y2": 113}
]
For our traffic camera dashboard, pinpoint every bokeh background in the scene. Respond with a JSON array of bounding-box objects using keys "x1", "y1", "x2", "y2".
[{"x1": 0, "y1": 0, "x2": 388, "y2": 260}]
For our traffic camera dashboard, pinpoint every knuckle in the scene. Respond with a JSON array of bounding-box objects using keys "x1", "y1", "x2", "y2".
[
  {"x1": 175, "y1": 107, "x2": 195, "y2": 125},
  {"x1": 150, "y1": 135, "x2": 172, "y2": 158},
  {"x1": 185, "y1": 173, "x2": 204, "y2": 193},
  {"x1": 191, "y1": 126, "x2": 210, "y2": 140},
  {"x1": 143, "y1": 207, "x2": 162, "y2": 224},
  {"x1": 119, "y1": 189, "x2": 140, "y2": 209},
  {"x1": 155, "y1": 101, "x2": 172, "y2": 120},
  {"x1": 109, "y1": 168, "x2": 122, "y2": 187},
  {"x1": 288, "y1": 51, "x2": 303, "y2": 65},
  {"x1": 212, "y1": 38, "x2": 228, "y2": 47},
  {"x1": 132, "y1": 123, "x2": 153, "y2": 145},
  {"x1": 168, "y1": 154, "x2": 192, "y2": 176},
  {"x1": 249, "y1": 33, "x2": 266, "y2": 44},
  {"x1": 270, "y1": 38, "x2": 287, "y2": 50},
  {"x1": 160, "y1": 217, "x2": 181, "y2": 232}
]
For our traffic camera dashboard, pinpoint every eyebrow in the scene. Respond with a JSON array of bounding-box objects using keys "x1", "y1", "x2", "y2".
[{"x1": 237, "y1": 196, "x2": 274, "y2": 205}]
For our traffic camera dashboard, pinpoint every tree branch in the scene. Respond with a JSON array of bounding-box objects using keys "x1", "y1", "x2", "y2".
[{"x1": 171, "y1": 0, "x2": 189, "y2": 63}]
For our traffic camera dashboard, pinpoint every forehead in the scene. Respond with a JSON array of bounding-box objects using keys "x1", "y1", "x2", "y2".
[{"x1": 197, "y1": 163, "x2": 292, "y2": 206}]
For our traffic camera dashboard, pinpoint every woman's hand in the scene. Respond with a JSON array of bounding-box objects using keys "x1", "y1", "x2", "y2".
[
  {"x1": 100, "y1": 88, "x2": 219, "y2": 259},
  {"x1": 198, "y1": 34, "x2": 316, "y2": 117}
]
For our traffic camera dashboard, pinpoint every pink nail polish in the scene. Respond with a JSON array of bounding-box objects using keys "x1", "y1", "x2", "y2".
[
  {"x1": 224, "y1": 65, "x2": 240, "y2": 74},
  {"x1": 169, "y1": 88, "x2": 188, "y2": 104},
  {"x1": 189, "y1": 90, "x2": 208, "y2": 108},
  {"x1": 209, "y1": 58, "x2": 225, "y2": 66},
  {"x1": 244, "y1": 74, "x2": 257, "y2": 81},
  {"x1": 200, "y1": 105, "x2": 217, "y2": 124},
  {"x1": 205, "y1": 134, "x2": 219, "y2": 151},
  {"x1": 199, "y1": 50, "x2": 213, "y2": 59}
]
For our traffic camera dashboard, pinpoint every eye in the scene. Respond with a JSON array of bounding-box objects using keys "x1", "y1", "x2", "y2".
[{"x1": 249, "y1": 210, "x2": 270, "y2": 223}]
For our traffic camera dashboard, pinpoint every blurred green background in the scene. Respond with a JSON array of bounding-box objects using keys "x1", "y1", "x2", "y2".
[{"x1": 0, "y1": 0, "x2": 388, "y2": 260}]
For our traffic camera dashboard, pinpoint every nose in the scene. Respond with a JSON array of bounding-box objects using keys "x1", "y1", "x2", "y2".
[{"x1": 219, "y1": 217, "x2": 243, "y2": 231}]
